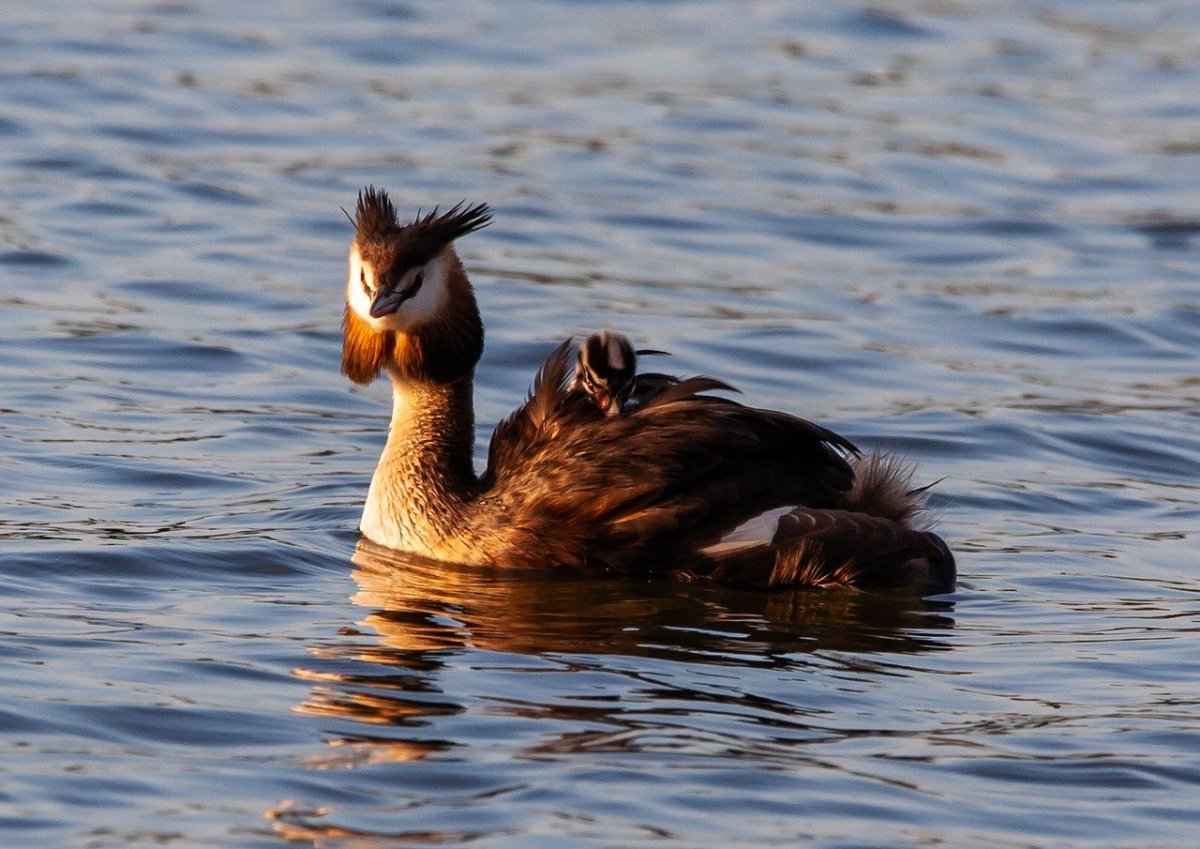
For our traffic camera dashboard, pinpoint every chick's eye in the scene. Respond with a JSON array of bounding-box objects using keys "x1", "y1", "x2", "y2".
[{"x1": 360, "y1": 268, "x2": 374, "y2": 295}]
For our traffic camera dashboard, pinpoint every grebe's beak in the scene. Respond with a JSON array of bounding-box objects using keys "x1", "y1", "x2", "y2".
[{"x1": 369, "y1": 286, "x2": 407, "y2": 318}]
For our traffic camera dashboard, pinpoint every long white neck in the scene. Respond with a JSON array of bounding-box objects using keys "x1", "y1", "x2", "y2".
[{"x1": 359, "y1": 370, "x2": 480, "y2": 557}]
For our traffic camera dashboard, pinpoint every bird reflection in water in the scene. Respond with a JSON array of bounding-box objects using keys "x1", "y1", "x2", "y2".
[
  {"x1": 280, "y1": 541, "x2": 953, "y2": 838},
  {"x1": 294, "y1": 540, "x2": 954, "y2": 740}
]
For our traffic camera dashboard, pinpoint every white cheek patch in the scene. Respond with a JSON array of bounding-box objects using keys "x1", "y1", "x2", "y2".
[
  {"x1": 393, "y1": 254, "x2": 449, "y2": 330},
  {"x1": 345, "y1": 249, "x2": 449, "y2": 333},
  {"x1": 346, "y1": 248, "x2": 376, "y2": 321}
]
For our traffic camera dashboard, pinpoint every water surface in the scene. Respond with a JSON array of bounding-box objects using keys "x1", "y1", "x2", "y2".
[{"x1": 3, "y1": 1, "x2": 1200, "y2": 847}]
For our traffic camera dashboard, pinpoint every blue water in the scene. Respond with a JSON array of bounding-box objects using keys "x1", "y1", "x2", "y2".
[{"x1": 3, "y1": 1, "x2": 1200, "y2": 846}]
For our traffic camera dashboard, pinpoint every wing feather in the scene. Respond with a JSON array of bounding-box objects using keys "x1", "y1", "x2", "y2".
[
  {"x1": 685, "y1": 508, "x2": 955, "y2": 593},
  {"x1": 473, "y1": 341, "x2": 948, "y2": 593},
  {"x1": 480, "y1": 380, "x2": 857, "y2": 568}
]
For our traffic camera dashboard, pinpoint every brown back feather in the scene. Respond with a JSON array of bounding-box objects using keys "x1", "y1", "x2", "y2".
[
  {"x1": 483, "y1": 340, "x2": 595, "y2": 487},
  {"x1": 473, "y1": 340, "x2": 951, "y2": 588},
  {"x1": 480, "y1": 380, "x2": 857, "y2": 570},
  {"x1": 633, "y1": 374, "x2": 738, "y2": 408}
]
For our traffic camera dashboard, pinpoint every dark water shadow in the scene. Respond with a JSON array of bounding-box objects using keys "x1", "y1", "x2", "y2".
[{"x1": 291, "y1": 541, "x2": 956, "y2": 747}]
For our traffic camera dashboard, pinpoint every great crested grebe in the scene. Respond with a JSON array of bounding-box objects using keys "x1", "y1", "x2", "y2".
[{"x1": 341, "y1": 187, "x2": 956, "y2": 593}]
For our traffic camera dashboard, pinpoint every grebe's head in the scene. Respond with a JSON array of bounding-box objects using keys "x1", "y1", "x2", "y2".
[{"x1": 342, "y1": 188, "x2": 490, "y2": 385}]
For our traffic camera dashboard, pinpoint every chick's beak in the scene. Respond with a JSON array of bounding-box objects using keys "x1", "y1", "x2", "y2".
[{"x1": 593, "y1": 389, "x2": 617, "y2": 417}]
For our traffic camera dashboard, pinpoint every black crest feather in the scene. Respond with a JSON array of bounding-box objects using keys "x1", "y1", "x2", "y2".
[
  {"x1": 398, "y1": 201, "x2": 492, "y2": 265},
  {"x1": 354, "y1": 188, "x2": 491, "y2": 268},
  {"x1": 355, "y1": 186, "x2": 399, "y2": 241},
  {"x1": 411, "y1": 201, "x2": 493, "y2": 243}
]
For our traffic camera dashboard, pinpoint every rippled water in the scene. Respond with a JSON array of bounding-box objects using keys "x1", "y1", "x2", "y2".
[{"x1": 3, "y1": 1, "x2": 1200, "y2": 846}]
